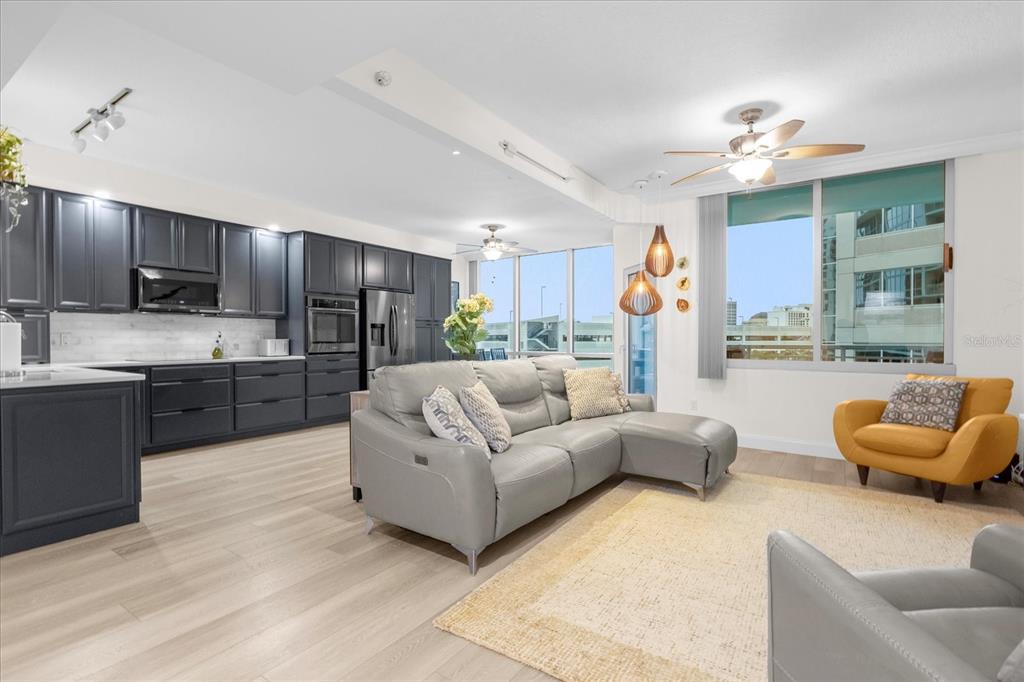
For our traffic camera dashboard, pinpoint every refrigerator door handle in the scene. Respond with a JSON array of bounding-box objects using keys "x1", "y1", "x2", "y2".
[{"x1": 389, "y1": 305, "x2": 398, "y2": 356}]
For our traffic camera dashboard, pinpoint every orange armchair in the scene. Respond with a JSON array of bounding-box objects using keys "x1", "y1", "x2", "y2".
[{"x1": 834, "y1": 374, "x2": 1018, "y2": 503}]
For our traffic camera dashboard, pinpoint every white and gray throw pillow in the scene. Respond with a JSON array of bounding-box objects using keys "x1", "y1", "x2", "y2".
[
  {"x1": 880, "y1": 379, "x2": 968, "y2": 432},
  {"x1": 422, "y1": 385, "x2": 489, "y2": 452},
  {"x1": 563, "y1": 367, "x2": 624, "y2": 421},
  {"x1": 460, "y1": 381, "x2": 512, "y2": 453}
]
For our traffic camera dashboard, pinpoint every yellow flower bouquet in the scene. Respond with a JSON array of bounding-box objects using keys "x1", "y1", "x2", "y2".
[{"x1": 443, "y1": 292, "x2": 494, "y2": 359}]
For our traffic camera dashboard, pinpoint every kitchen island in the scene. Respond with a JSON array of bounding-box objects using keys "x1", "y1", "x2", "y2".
[{"x1": 0, "y1": 366, "x2": 144, "y2": 555}]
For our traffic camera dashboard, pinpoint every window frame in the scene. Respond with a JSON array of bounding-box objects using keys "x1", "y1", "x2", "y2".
[
  {"x1": 725, "y1": 159, "x2": 955, "y2": 375},
  {"x1": 471, "y1": 245, "x2": 615, "y2": 364}
]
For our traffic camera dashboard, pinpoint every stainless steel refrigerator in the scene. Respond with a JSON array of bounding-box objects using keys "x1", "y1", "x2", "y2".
[{"x1": 361, "y1": 289, "x2": 416, "y2": 387}]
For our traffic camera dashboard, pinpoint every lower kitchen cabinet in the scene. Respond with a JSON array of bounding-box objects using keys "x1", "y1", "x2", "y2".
[
  {"x1": 306, "y1": 394, "x2": 349, "y2": 421},
  {"x1": 1, "y1": 381, "x2": 141, "y2": 555},
  {"x1": 305, "y1": 355, "x2": 358, "y2": 424},
  {"x1": 235, "y1": 397, "x2": 305, "y2": 431},
  {"x1": 151, "y1": 406, "x2": 232, "y2": 445}
]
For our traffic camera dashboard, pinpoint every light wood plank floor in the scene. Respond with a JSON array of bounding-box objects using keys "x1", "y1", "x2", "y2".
[{"x1": 1, "y1": 424, "x2": 1020, "y2": 680}]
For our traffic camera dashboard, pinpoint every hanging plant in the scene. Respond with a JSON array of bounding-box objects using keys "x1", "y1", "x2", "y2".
[
  {"x1": 443, "y1": 293, "x2": 494, "y2": 360},
  {"x1": 0, "y1": 128, "x2": 29, "y2": 232}
]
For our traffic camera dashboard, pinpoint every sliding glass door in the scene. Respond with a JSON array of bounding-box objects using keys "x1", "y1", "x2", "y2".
[{"x1": 624, "y1": 266, "x2": 656, "y2": 396}]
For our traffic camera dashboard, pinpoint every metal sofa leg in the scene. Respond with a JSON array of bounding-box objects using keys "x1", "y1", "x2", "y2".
[
  {"x1": 452, "y1": 545, "x2": 479, "y2": 575},
  {"x1": 364, "y1": 515, "x2": 376, "y2": 535},
  {"x1": 682, "y1": 482, "x2": 705, "y2": 501}
]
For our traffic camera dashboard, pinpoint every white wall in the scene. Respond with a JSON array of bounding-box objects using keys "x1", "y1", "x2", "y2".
[
  {"x1": 22, "y1": 142, "x2": 457, "y2": 258},
  {"x1": 614, "y1": 149, "x2": 1024, "y2": 458}
]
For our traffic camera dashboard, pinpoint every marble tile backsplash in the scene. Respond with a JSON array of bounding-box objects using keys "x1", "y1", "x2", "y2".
[{"x1": 49, "y1": 312, "x2": 278, "y2": 363}]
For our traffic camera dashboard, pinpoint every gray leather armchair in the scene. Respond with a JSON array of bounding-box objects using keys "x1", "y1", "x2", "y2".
[{"x1": 767, "y1": 524, "x2": 1024, "y2": 682}]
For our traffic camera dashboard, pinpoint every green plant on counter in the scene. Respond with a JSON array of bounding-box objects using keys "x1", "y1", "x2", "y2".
[{"x1": 443, "y1": 293, "x2": 493, "y2": 360}]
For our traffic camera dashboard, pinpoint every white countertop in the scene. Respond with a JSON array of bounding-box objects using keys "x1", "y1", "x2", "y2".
[
  {"x1": 1, "y1": 366, "x2": 147, "y2": 391},
  {"x1": 46, "y1": 355, "x2": 306, "y2": 368}
]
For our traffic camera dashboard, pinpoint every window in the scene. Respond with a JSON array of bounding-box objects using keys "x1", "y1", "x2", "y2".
[
  {"x1": 822, "y1": 163, "x2": 946, "y2": 363},
  {"x1": 477, "y1": 258, "x2": 513, "y2": 351},
  {"x1": 519, "y1": 251, "x2": 567, "y2": 352},
  {"x1": 573, "y1": 246, "x2": 614, "y2": 353},
  {"x1": 726, "y1": 184, "x2": 814, "y2": 360}
]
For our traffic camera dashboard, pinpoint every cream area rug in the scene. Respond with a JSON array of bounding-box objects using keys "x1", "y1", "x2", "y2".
[{"x1": 435, "y1": 474, "x2": 1024, "y2": 682}]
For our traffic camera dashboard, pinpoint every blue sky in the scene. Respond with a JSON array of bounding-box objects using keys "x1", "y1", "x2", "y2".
[
  {"x1": 478, "y1": 245, "x2": 613, "y2": 323},
  {"x1": 727, "y1": 217, "x2": 813, "y2": 321}
]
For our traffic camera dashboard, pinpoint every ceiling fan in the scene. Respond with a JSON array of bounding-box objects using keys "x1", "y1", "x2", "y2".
[
  {"x1": 456, "y1": 224, "x2": 537, "y2": 261},
  {"x1": 664, "y1": 108, "x2": 865, "y2": 186}
]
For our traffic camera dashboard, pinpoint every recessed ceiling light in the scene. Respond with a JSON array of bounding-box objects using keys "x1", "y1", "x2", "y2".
[
  {"x1": 452, "y1": 150, "x2": 461, "y2": 156},
  {"x1": 94, "y1": 190, "x2": 111, "y2": 199}
]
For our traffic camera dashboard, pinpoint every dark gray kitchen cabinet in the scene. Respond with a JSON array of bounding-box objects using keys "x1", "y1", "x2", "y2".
[
  {"x1": 220, "y1": 224, "x2": 255, "y2": 316},
  {"x1": 254, "y1": 230, "x2": 287, "y2": 318},
  {"x1": 9, "y1": 310, "x2": 49, "y2": 364},
  {"x1": 415, "y1": 320, "x2": 434, "y2": 363},
  {"x1": 0, "y1": 186, "x2": 48, "y2": 310},
  {"x1": 92, "y1": 200, "x2": 132, "y2": 312},
  {"x1": 333, "y1": 239, "x2": 361, "y2": 295},
  {"x1": 414, "y1": 255, "x2": 453, "y2": 321},
  {"x1": 133, "y1": 206, "x2": 178, "y2": 269},
  {"x1": 1, "y1": 382, "x2": 140, "y2": 555},
  {"x1": 53, "y1": 192, "x2": 131, "y2": 313},
  {"x1": 388, "y1": 250, "x2": 412, "y2": 292},
  {"x1": 52, "y1": 192, "x2": 94, "y2": 311},
  {"x1": 362, "y1": 245, "x2": 388, "y2": 289},
  {"x1": 178, "y1": 215, "x2": 218, "y2": 274},
  {"x1": 304, "y1": 233, "x2": 335, "y2": 294},
  {"x1": 134, "y1": 208, "x2": 217, "y2": 273},
  {"x1": 433, "y1": 258, "x2": 451, "y2": 319}
]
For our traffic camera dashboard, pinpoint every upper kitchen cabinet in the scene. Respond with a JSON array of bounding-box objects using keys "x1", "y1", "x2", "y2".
[
  {"x1": 219, "y1": 223, "x2": 255, "y2": 316},
  {"x1": 304, "y1": 233, "x2": 360, "y2": 296},
  {"x1": 254, "y1": 230, "x2": 287, "y2": 318},
  {"x1": 52, "y1": 192, "x2": 132, "y2": 313},
  {"x1": 0, "y1": 186, "x2": 49, "y2": 310},
  {"x1": 363, "y1": 245, "x2": 412, "y2": 292},
  {"x1": 134, "y1": 207, "x2": 217, "y2": 273},
  {"x1": 414, "y1": 255, "x2": 453, "y2": 322}
]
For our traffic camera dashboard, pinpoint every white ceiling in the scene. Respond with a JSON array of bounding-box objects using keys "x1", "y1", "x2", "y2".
[{"x1": 2, "y1": 1, "x2": 1021, "y2": 248}]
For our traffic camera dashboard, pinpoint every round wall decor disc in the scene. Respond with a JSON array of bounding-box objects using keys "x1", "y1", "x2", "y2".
[
  {"x1": 676, "y1": 298, "x2": 690, "y2": 312},
  {"x1": 676, "y1": 276, "x2": 690, "y2": 291},
  {"x1": 676, "y1": 256, "x2": 689, "y2": 270}
]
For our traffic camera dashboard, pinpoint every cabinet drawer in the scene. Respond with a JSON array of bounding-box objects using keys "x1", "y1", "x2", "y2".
[
  {"x1": 234, "y1": 398, "x2": 304, "y2": 431},
  {"x1": 306, "y1": 370, "x2": 360, "y2": 397},
  {"x1": 151, "y1": 378, "x2": 230, "y2": 413},
  {"x1": 306, "y1": 394, "x2": 350, "y2": 421},
  {"x1": 151, "y1": 364, "x2": 230, "y2": 382},
  {"x1": 151, "y1": 406, "x2": 231, "y2": 445},
  {"x1": 305, "y1": 356, "x2": 359, "y2": 372},
  {"x1": 234, "y1": 373, "x2": 304, "y2": 404},
  {"x1": 234, "y1": 360, "x2": 305, "y2": 377}
]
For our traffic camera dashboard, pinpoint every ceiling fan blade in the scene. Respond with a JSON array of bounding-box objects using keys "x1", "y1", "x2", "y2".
[
  {"x1": 501, "y1": 246, "x2": 537, "y2": 255},
  {"x1": 663, "y1": 150, "x2": 734, "y2": 158},
  {"x1": 755, "y1": 119, "x2": 804, "y2": 152},
  {"x1": 760, "y1": 166, "x2": 777, "y2": 185},
  {"x1": 670, "y1": 162, "x2": 733, "y2": 186},
  {"x1": 773, "y1": 144, "x2": 866, "y2": 159}
]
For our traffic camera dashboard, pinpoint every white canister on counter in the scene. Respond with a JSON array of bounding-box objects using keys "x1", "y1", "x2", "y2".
[{"x1": 0, "y1": 311, "x2": 23, "y2": 376}]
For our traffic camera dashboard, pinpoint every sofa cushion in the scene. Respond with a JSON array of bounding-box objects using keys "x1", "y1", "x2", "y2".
[
  {"x1": 853, "y1": 423, "x2": 954, "y2": 458},
  {"x1": 371, "y1": 361, "x2": 478, "y2": 434},
  {"x1": 907, "y1": 374, "x2": 1014, "y2": 429},
  {"x1": 530, "y1": 354, "x2": 577, "y2": 425},
  {"x1": 999, "y1": 639, "x2": 1024, "y2": 682},
  {"x1": 490, "y1": 444, "x2": 573, "y2": 540},
  {"x1": 881, "y1": 378, "x2": 968, "y2": 432},
  {"x1": 513, "y1": 421, "x2": 622, "y2": 497},
  {"x1": 460, "y1": 381, "x2": 513, "y2": 453},
  {"x1": 472, "y1": 360, "x2": 551, "y2": 435},
  {"x1": 618, "y1": 412, "x2": 737, "y2": 487},
  {"x1": 855, "y1": 567, "x2": 1024, "y2": 611},
  {"x1": 903, "y1": 607, "x2": 1024, "y2": 680}
]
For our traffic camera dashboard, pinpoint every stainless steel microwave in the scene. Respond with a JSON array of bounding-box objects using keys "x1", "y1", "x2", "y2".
[
  {"x1": 137, "y1": 267, "x2": 221, "y2": 314},
  {"x1": 306, "y1": 295, "x2": 359, "y2": 354}
]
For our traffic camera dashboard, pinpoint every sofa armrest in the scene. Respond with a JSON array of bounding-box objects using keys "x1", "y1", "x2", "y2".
[
  {"x1": 971, "y1": 524, "x2": 1024, "y2": 595},
  {"x1": 943, "y1": 413, "x2": 1020, "y2": 481},
  {"x1": 767, "y1": 530, "x2": 988, "y2": 682},
  {"x1": 351, "y1": 408, "x2": 497, "y2": 552},
  {"x1": 627, "y1": 393, "x2": 655, "y2": 412}
]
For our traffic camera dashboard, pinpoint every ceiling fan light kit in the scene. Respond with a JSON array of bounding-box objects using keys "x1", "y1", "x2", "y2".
[
  {"x1": 456, "y1": 224, "x2": 538, "y2": 261},
  {"x1": 664, "y1": 107, "x2": 865, "y2": 187}
]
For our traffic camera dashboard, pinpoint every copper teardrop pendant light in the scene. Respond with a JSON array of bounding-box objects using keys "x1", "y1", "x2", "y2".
[
  {"x1": 644, "y1": 224, "x2": 674, "y2": 276},
  {"x1": 619, "y1": 269, "x2": 663, "y2": 316}
]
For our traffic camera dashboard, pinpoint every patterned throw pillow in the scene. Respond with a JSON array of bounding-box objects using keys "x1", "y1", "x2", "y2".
[
  {"x1": 610, "y1": 372, "x2": 632, "y2": 413},
  {"x1": 880, "y1": 379, "x2": 968, "y2": 432},
  {"x1": 460, "y1": 381, "x2": 512, "y2": 453},
  {"x1": 422, "y1": 386, "x2": 489, "y2": 453},
  {"x1": 563, "y1": 367, "x2": 624, "y2": 421}
]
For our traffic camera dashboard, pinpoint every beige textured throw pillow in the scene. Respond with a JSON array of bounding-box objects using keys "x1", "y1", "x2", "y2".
[
  {"x1": 563, "y1": 367, "x2": 624, "y2": 421},
  {"x1": 422, "y1": 385, "x2": 489, "y2": 453},
  {"x1": 460, "y1": 381, "x2": 512, "y2": 453},
  {"x1": 610, "y1": 372, "x2": 632, "y2": 413}
]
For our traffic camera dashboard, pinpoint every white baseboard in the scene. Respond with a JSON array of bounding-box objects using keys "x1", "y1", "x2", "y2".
[{"x1": 738, "y1": 434, "x2": 844, "y2": 460}]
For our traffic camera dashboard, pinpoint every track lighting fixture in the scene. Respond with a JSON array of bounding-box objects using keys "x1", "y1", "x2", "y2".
[{"x1": 69, "y1": 87, "x2": 132, "y2": 153}]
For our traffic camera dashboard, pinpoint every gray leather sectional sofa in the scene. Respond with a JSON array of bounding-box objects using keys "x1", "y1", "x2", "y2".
[
  {"x1": 351, "y1": 355, "x2": 737, "y2": 573},
  {"x1": 767, "y1": 524, "x2": 1024, "y2": 682}
]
